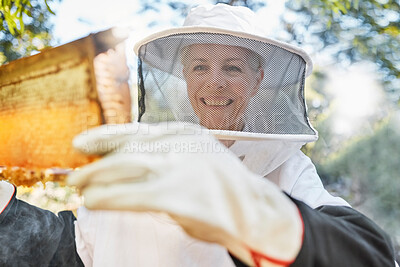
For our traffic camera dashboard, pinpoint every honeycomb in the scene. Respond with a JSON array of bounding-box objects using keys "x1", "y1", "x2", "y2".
[{"x1": 0, "y1": 28, "x2": 131, "y2": 186}]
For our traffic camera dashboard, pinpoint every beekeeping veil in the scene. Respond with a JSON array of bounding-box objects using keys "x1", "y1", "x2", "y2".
[{"x1": 133, "y1": 4, "x2": 318, "y2": 176}]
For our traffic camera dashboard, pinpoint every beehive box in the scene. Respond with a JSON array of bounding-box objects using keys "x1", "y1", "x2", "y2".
[{"x1": 0, "y1": 28, "x2": 132, "y2": 186}]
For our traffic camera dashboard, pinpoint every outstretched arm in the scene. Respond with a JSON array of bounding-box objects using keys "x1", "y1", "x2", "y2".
[
  {"x1": 293, "y1": 200, "x2": 395, "y2": 266},
  {"x1": 68, "y1": 122, "x2": 396, "y2": 267},
  {"x1": 230, "y1": 199, "x2": 395, "y2": 267}
]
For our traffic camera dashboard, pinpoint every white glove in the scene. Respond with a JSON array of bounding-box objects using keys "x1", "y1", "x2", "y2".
[
  {"x1": 0, "y1": 180, "x2": 14, "y2": 214},
  {"x1": 68, "y1": 122, "x2": 304, "y2": 267}
]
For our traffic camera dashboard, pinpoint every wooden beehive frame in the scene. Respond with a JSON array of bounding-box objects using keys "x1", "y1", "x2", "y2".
[{"x1": 0, "y1": 28, "x2": 132, "y2": 186}]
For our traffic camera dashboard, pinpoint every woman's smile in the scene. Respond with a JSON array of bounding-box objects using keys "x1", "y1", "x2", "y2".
[
  {"x1": 200, "y1": 97, "x2": 234, "y2": 107},
  {"x1": 182, "y1": 43, "x2": 263, "y2": 131}
]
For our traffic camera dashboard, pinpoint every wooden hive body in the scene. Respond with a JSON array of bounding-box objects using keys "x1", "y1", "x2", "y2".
[{"x1": 0, "y1": 28, "x2": 132, "y2": 186}]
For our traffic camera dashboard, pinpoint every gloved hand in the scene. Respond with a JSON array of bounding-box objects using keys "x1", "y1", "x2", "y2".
[
  {"x1": 0, "y1": 180, "x2": 14, "y2": 214},
  {"x1": 68, "y1": 122, "x2": 304, "y2": 267}
]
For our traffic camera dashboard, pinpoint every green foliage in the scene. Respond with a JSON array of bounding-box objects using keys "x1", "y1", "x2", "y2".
[
  {"x1": 320, "y1": 115, "x2": 400, "y2": 236},
  {"x1": 285, "y1": 0, "x2": 400, "y2": 103},
  {"x1": 0, "y1": 0, "x2": 58, "y2": 64}
]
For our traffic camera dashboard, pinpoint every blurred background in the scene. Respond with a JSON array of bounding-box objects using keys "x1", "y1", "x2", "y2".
[{"x1": 1, "y1": 0, "x2": 399, "y2": 261}]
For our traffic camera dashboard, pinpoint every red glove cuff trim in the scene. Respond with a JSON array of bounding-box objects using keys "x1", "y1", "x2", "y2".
[{"x1": 249, "y1": 207, "x2": 304, "y2": 267}]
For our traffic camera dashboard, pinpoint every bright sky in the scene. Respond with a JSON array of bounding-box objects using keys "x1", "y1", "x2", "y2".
[
  {"x1": 326, "y1": 63, "x2": 386, "y2": 136},
  {"x1": 51, "y1": 0, "x2": 285, "y2": 45},
  {"x1": 50, "y1": 0, "x2": 286, "y2": 75},
  {"x1": 49, "y1": 0, "x2": 386, "y2": 137}
]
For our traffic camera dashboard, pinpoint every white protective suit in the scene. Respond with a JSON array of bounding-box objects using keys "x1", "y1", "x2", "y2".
[{"x1": 74, "y1": 139, "x2": 349, "y2": 266}]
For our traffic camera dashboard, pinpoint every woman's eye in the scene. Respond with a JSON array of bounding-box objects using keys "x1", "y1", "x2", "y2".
[
  {"x1": 193, "y1": 65, "x2": 207, "y2": 71},
  {"x1": 224, "y1": 65, "x2": 242, "y2": 72}
]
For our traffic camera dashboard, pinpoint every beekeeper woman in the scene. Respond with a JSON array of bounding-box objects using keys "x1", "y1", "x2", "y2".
[
  {"x1": 0, "y1": 3, "x2": 396, "y2": 267},
  {"x1": 67, "y1": 3, "x2": 396, "y2": 267}
]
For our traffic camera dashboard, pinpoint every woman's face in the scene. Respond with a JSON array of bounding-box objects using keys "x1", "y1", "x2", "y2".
[{"x1": 182, "y1": 44, "x2": 264, "y2": 131}]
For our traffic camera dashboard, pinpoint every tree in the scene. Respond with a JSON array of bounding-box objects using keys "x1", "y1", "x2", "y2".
[
  {"x1": 282, "y1": 1, "x2": 400, "y2": 257},
  {"x1": 319, "y1": 116, "x2": 400, "y2": 252},
  {"x1": 283, "y1": 0, "x2": 400, "y2": 104},
  {"x1": 0, "y1": 0, "x2": 58, "y2": 64}
]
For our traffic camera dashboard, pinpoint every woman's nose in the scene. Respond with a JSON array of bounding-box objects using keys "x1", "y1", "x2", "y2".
[{"x1": 205, "y1": 68, "x2": 226, "y2": 90}]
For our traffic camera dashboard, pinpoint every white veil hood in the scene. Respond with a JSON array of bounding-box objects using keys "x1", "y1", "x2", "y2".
[{"x1": 134, "y1": 4, "x2": 318, "y2": 144}]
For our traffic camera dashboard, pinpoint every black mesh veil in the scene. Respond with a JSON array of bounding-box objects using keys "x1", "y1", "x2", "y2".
[{"x1": 136, "y1": 32, "x2": 317, "y2": 142}]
